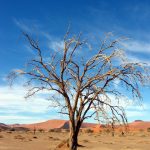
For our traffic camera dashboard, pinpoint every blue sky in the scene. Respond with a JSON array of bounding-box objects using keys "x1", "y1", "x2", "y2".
[{"x1": 0, "y1": 0, "x2": 150, "y2": 124}]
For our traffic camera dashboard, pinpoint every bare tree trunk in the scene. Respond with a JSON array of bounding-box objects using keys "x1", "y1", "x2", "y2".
[
  {"x1": 69, "y1": 130, "x2": 78, "y2": 150},
  {"x1": 69, "y1": 121, "x2": 81, "y2": 150}
]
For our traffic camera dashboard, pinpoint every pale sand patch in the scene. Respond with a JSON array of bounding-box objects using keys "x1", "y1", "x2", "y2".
[{"x1": 0, "y1": 131, "x2": 150, "y2": 150}]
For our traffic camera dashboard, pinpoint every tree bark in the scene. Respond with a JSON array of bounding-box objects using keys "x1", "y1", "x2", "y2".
[
  {"x1": 69, "y1": 130, "x2": 78, "y2": 150},
  {"x1": 69, "y1": 121, "x2": 81, "y2": 150}
]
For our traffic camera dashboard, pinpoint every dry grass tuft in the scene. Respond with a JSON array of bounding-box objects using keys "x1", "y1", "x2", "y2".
[
  {"x1": 55, "y1": 139, "x2": 69, "y2": 149},
  {"x1": 14, "y1": 135, "x2": 25, "y2": 140},
  {"x1": 0, "y1": 135, "x2": 4, "y2": 138},
  {"x1": 83, "y1": 139, "x2": 89, "y2": 143},
  {"x1": 53, "y1": 137, "x2": 60, "y2": 141}
]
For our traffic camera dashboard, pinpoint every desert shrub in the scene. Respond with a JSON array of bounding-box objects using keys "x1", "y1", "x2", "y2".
[
  {"x1": 14, "y1": 135, "x2": 25, "y2": 140},
  {"x1": 49, "y1": 128, "x2": 61, "y2": 132},
  {"x1": 53, "y1": 137, "x2": 60, "y2": 141},
  {"x1": 10, "y1": 128, "x2": 15, "y2": 131},
  {"x1": 38, "y1": 128, "x2": 45, "y2": 133},
  {"x1": 140, "y1": 134, "x2": 146, "y2": 137},
  {"x1": 139, "y1": 129, "x2": 144, "y2": 132},
  {"x1": 49, "y1": 129, "x2": 54, "y2": 132},
  {"x1": 105, "y1": 128, "x2": 111, "y2": 134},
  {"x1": 83, "y1": 139, "x2": 89, "y2": 143},
  {"x1": 147, "y1": 127, "x2": 150, "y2": 132},
  {"x1": 54, "y1": 129, "x2": 61, "y2": 132},
  {"x1": 61, "y1": 129, "x2": 69, "y2": 133},
  {"x1": 33, "y1": 136, "x2": 37, "y2": 139},
  {"x1": 0, "y1": 135, "x2": 4, "y2": 138},
  {"x1": 84, "y1": 128, "x2": 93, "y2": 133},
  {"x1": 55, "y1": 139, "x2": 69, "y2": 149},
  {"x1": 101, "y1": 125, "x2": 106, "y2": 128},
  {"x1": 98, "y1": 130, "x2": 102, "y2": 134},
  {"x1": 48, "y1": 136, "x2": 53, "y2": 139},
  {"x1": 7, "y1": 131, "x2": 12, "y2": 134}
]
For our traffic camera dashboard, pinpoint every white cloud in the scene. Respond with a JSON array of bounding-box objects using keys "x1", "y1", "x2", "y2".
[
  {"x1": 0, "y1": 115, "x2": 48, "y2": 124},
  {"x1": 118, "y1": 47, "x2": 150, "y2": 66},
  {"x1": 124, "y1": 54, "x2": 150, "y2": 67},
  {"x1": 123, "y1": 40, "x2": 150, "y2": 53},
  {"x1": 48, "y1": 40, "x2": 64, "y2": 52},
  {"x1": 113, "y1": 78, "x2": 120, "y2": 89},
  {"x1": 126, "y1": 110, "x2": 147, "y2": 118},
  {"x1": 0, "y1": 85, "x2": 53, "y2": 114},
  {"x1": 0, "y1": 73, "x2": 149, "y2": 124},
  {"x1": 129, "y1": 55, "x2": 149, "y2": 63},
  {"x1": 91, "y1": 93, "x2": 149, "y2": 120},
  {"x1": 0, "y1": 82, "x2": 64, "y2": 124},
  {"x1": 13, "y1": 18, "x2": 32, "y2": 33}
]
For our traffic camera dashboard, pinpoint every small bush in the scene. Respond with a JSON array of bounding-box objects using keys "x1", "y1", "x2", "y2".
[
  {"x1": 28, "y1": 138, "x2": 32, "y2": 141},
  {"x1": 10, "y1": 128, "x2": 15, "y2": 131},
  {"x1": 7, "y1": 131, "x2": 12, "y2": 134},
  {"x1": 14, "y1": 135, "x2": 25, "y2": 140},
  {"x1": 48, "y1": 136, "x2": 53, "y2": 139},
  {"x1": 139, "y1": 129, "x2": 144, "y2": 132},
  {"x1": 49, "y1": 129, "x2": 54, "y2": 132},
  {"x1": 84, "y1": 128, "x2": 93, "y2": 133},
  {"x1": 53, "y1": 137, "x2": 60, "y2": 141},
  {"x1": 147, "y1": 127, "x2": 150, "y2": 132},
  {"x1": 83, "y1": 139, "x2": 89, "y2": 143},
  {"x1": 55, "y1": 139, "x2": 69, "y2": 149},
  {"x1": 38, "y1": 128, "x2": 45, "y2": 133},
  {"x1": 61, "y1": 129, "x2": 69, "y2": 133},
  {"x1": 105, "y1": 129, "x2": 111, "y2": 134},
  {"x1": 49, "y1": 128, "x2": 61, "y2": 132},
  {"x1": 0, "y1": 135, "x2": 4, "y2": 138}
]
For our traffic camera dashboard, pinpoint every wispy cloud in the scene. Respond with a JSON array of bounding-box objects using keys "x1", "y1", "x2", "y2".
[
  {"x1": 0, "y1": 80, "x2": 59, "y2": 124},
  {"x1": 48, "y1": 40, "x2": 64, "y2": 52},
  {"x1": 0, "y1": 115, "x2": 49, "y2": 124},
  {"x1": 13, "y1": 18, "x2": 42, "y2": 35},
  {"x1": 0, "y1": 85, "x2": 51, "y2": 113},
  {"x1": 126, "y1": 110, "x2": 147, "y2": 118},
  {"x1": 123, "y1": 40, "x2": 150, "y2": 54},
  {"x1": 125, "y1": 54, "x2": 150, "y2": 66},
  {"x1": 13, "y1": 18, "x2": 32, "y2": 33}
]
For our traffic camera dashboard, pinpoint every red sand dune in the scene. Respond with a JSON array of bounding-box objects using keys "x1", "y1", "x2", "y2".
[
  {"x1": 11, "y1": 120, "x2": 97, "y2": 131},
  {"x1": 4, "y1": 119, "x2": 150, "y2": 131},
  {"x1": 12, "y1": 120, "x2": 68, "y2": 130},
  {"x1": 92, "y1": 120, "x2": 150, "y2": 132},
  {"x1": 0, "y1": 123, "x2": 11, "y2": 130},
  {"x1": 129, "y1": 120, "x2": 150, "y2": 130}
]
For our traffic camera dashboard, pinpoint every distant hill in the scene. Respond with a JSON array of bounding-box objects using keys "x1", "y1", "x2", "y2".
[
  {"x1": 129, "y1": 120, "x2": 150, "y2": 130},
  {"x1": 0, "y1": 123, "x2": 11, "y2": 130},
  {"x1": 10, "y1": 119, "x2": 97, "y2": 131},
  {"x1": 1, "y1": 119, "x2": 150, "y2": 132}
]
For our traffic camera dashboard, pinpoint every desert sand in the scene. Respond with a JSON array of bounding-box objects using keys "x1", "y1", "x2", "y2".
[
  {"x1": 1, "y1": 120, "x2": 150, "y2": 150},
  {"x1": 0, "y1": 130, "x2": 150, "y2": 150}
]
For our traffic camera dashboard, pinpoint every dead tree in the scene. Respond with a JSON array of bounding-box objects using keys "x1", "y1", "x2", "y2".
[
  {"x1": 8, "y1": 31, "x2": 149, "y2": 150},
  {"x1": 111, "y1": 118, "x2": 115, "y2": 137}
]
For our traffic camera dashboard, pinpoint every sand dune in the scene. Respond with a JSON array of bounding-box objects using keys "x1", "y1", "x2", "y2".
[
  {"x1": 0, "y1": 123, "x2": 10, "y2": 130},
  {"x1": 129, "y1": 120, "x2": 150, "y2": 130},
  {"x1": 9, "y1": 120, "x2": 96, "y2": 131},
  {"x1": 2, "y1": 119, "x2": 150, "y2": 132}
]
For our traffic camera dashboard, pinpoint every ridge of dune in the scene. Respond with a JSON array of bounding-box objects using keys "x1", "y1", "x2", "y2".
[
  {"x1": 129, "y1": 120, "x2": 150, "y2": 130},
  {"x1": 0, "y1": 123, "x2": 11, "y2": 130},
  {"x1": 3, "y1": 119, "x2": 150, "y2": 131},
  {"x1": 16, "y1": 119, "x2": 68, "y2": 130},
  {"x1": 11, "y1": 119, "x2": 97, "y2": 131}
]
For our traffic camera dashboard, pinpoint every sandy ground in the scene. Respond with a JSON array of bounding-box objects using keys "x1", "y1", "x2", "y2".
[{"x1": 0, "y1": 131, "x2": 150, "y2": 150}]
